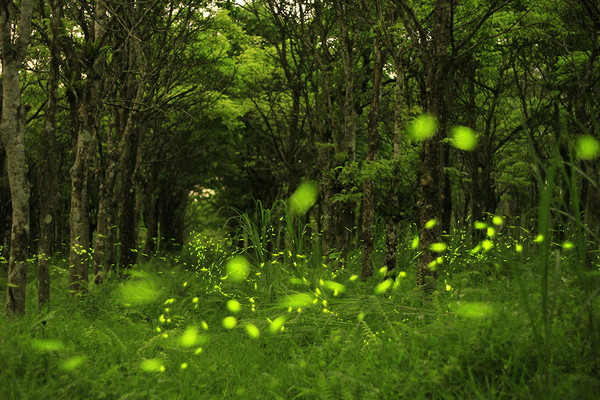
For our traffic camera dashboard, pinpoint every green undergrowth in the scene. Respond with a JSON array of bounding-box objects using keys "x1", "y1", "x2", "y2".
[{"x1": 1, "y1": 228, "x2": 599, "y2": 399}]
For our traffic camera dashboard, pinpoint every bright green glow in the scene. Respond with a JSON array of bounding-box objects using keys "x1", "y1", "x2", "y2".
[
  {"x1": 140, "y1": 359, "x2": 164, "y2": 372},
  {"x1": 222, "y1": 316, "x2": 237, "y2": 329},
  {"x1": 226, "y1": 255, "x2": 250, "y2": 282},
  {"x1": 61, "y1": 356, "x2": 85, "y2": 371},
  {"x1": 227, "y1": 299, "x2": 242, "y2": 313},
  {"x1": 474, "y1": 221, "x2": 487, "y2": 230},
  {"x1": 374, "y1": 279, "x2": 392, "y2": 294},
  {"x1": 289, "y1": 181, "x2": 318, "y2": 215},
  {"x1": 378, "y1": 266, "x2": 388, "y2": 276},
  {"x1": 411, "y1": 236, "x2": 419, "y2": 250},
  {"x1": 32, "y1": 339, "x2": 64, "y2": 352},
  {"x1": 562, "y1": 241, "x2": 574, "y2": 250},
  {"x1": 280, "y1": 293, "x2": 314, "y2": 308},
  {"x1": 486, "y1": 227, "x2": 496, "y2": 238},
  {"x1": 450, "y1": 125, "x2": 478, "y2": 150},
  {"x1": 481, "y1": 240, "x2": 493, "y2": 251},
  {"x1": 515, "y1": 243, "x2": 523, "y2": 253},
  {"x1": 269, "y1": 315, "x2": 287, "y2": 333},
  {"x1": 180, "y1": 363, "x2": 188, "y2": 369},
  {"x1": 117, "y1": 276, "x2": 161, "y2": 306},
  {"x1": 180, "y1": 326, "x2": 200, "y2": 347},
  {"x1": 454, "y1": 301, "x2": 494, "y2": 319},
  {"x1": 492, "y1": 216, "x2": 504, "y2": 226},
  {"x1": 425, "y1": 219, "x2": 437, "y2": 229},
  {"x1": 429, "y1": 242, "x2": 447, "y2": 252},
  {"x1": 576, "y1": 135, "x2": 600, "y2": 160},
  {"x1": 399, "y1": 271, "x2": 407, "y2": 278},
  {"x1": 245, "y1": 324, "x2": 260, "y2": 339},
  {"x1": 409, "y1": 114, "x2": 438, "y2": 142},
  {"x1": 534, "y1": 234, "x2": 544, "y2": 243}
]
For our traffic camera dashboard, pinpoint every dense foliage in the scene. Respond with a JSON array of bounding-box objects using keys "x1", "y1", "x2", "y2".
[{"x1": 0, "y1": 0, "x2": 599, "y2": 398}]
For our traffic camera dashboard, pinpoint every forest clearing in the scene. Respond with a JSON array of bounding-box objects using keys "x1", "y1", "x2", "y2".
[{"x1": 1, "y1": 0, "x2": 599, "y2": 399}]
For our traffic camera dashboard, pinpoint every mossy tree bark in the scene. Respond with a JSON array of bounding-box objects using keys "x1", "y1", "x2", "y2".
[{"x1": 1, "y1": 0, "x2": 35, "y2": 315}]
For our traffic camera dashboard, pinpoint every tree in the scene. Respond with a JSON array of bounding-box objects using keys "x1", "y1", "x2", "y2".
[{"x1": 1, "y1": 0, "x2": 35, "y2": 314}]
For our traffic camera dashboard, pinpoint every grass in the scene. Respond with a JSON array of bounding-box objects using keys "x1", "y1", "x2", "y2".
[{"x1": 1, "y1": 215, "x2": 599, "y2": 400}]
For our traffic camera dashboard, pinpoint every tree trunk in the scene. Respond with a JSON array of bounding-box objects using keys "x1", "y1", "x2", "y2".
[
  {"x1": 1, "y1": 0, "x2": 35, "y2": 315},
  {"x1": 37, "y1": 0, "x2": 62, "y2": 306},
  {"x1": 416, "y1": 0, "x2": 453, "y2": 291},
  {"x1": 361, "y1": 37, "x2": 384, "y2": 280}
]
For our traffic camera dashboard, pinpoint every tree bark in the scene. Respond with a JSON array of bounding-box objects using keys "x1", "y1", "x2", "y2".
[
  {"x1": 37, "y1": 0, "x2": 62, "y2": 306},
  {"x1": 1, "y1": 0, "x2": 35, "y2": 315},
  {"x1": 361, "y1": 36, "x2": 384, "y2": 280},
  {"x1": 416, "y1": 0, "x2": 453, "y2": 291}
]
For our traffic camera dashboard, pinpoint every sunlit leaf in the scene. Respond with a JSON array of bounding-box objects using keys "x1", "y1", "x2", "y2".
[
  {"x1": 226, "y1": 256, "x2": 250, "y2": 282},
  {"x1": 450, "y1": 125, "x2": 478, "y2": 150},
  {"x1": 289, "y1": 181, "x2": 318, "y2": 215},
  {"x1": 409, "y1": 114, "x2": 438, "y2": 142},
  {"x1": 576, "y1": 135, "x2": 600, "y2": 160}
]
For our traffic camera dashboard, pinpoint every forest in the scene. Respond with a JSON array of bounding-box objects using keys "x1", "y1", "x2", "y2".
[{"x1": 0, "y1": 0, "x2": 599, "y2": 398}]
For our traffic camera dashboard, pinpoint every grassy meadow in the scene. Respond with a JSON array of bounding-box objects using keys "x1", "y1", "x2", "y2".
[{"x1": 1, "y1": 208, "x2": 599, "y2": 400}]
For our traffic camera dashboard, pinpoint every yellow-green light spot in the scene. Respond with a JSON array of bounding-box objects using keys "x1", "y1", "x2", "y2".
[
  {"x1": 349, "y1": 274, "x2": 358, "y2": 282},
  {"x1": 474, "y1": 221, "x2": 487, "y2": 230},
  {"x1": 192, "y1": 297, "x2": 199, "y2": 303},
  {"x1": 226, "y1": 255, "x2": 250, "y2": 282},
  {"x1": 576, "y1": 135, "x2": 600, "y2": 160},
  {"x1": 425, "y1": 219, "x2": 437, "y2": 229},
  {"x1": 446, "y1": 284, "x2": 452, "y2": 291},
  {"x1": 289, "y1": 181, "x2": 318, "y2": 215},
  {"x1": 32, "y1": 339, "x2": 64, "y2": 352},
  {"x1": 487, "y1": 227, "x2": 496, "y2": 238},
  {"x1": 280, "y1": 293, "x2": 314, "y2": 309},
  {"x1": 180, "y1": 326, "x2": 201, "y2": 347},
  {"x1": 117, "y1": 276, "x2": 161, "y2": 306},
  {"x1": 245, "y1": 324, "x2": 261, "y2": 339},
  {"x1": 378, "y1": 266, "x2": 388, "y2": 276},
  {"x1": 194, "y1": 347, "x2": 203, "y2": 355},
  {"x1": 454, "y1": 301, "x2": 494, "y2": 319},
  {"x1": 399, "y1": 271, "x2": 407, "y2": 278},
  {"x1": 562, "y1": 241, "x2": 574, "y2": 250},
  {"x1": 180, "y1": 363, "x2": 188, "y2": 369},
  {"x1": 429, "y1": 242, "x2": 447, "y2": 252},
  {"x1": 140, "y1": 359, "x2": 164, "y2": 373},
  {"x1": 481, "y1": 240, "x2": 493, "y2": 251},
  {"x1": 227, "y1": 299, "x2": 242, "y2": 313},
  {"x1": 409, "y1": 114, "x2": 438, "y2": 142},
  {"x1": 269, "y1": 315, "x2": 287, "y2": 333},
  {"x1": 492, "y1": 216, "x2": 504, "y2": 226},
  {"x1": 358, "y1": 312, "x2": 366, "y2": 321},
  {"x1": 374, "y1": 279, "x2": 393, "y2": 294},
  {"x1": 515, "y1": 243, "x2": 523, "y2": 253},
  {"x1": 222, "y1": 316, "x2": 237, "y2": 329},
  {"x1": 61, "y1": 356, "x2": 85, "y2": 371},
  {"x1": 450, "y1": 125, "x2": 478, "y2": 151},
  {"x1": 411, "y1": 236, "x2": 419, "y2": 250},
  {"x1": 534, "y1": 234, "x2": 544, "y2": 243}
]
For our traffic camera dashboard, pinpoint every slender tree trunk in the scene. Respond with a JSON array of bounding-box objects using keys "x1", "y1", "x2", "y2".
[
  {"x1": 37, "y1": 0, "x2": 62, "y2": 306},
  {"x1": 417, "y1": 0, "x2": 453, "y2": 291},
  {"x1": 361, "y1": 37, "x2": 384, "y2": 280},
  {"x1": 1, "y1": 0, "x2": 35, "y2": 315}
]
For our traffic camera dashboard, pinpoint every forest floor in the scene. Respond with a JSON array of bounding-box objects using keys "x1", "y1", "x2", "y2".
[{"x1": 1, "y1": 231, "x2": 600, "y2": 399}]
